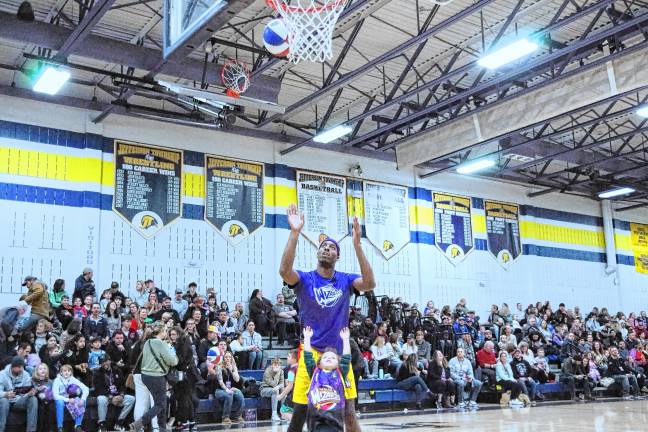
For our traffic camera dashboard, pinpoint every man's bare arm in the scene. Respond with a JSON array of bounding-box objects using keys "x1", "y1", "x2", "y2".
[
  {"x1": 278, "y1": 204, "x2": 303, "y2": 285},
  {"x1": 350, "y1": 217, "x2": 376, "y2": 292}
]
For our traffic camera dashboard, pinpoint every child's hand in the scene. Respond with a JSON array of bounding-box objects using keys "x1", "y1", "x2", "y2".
[
  {"x1": 339, "y1": 327, "x2": 350, "y2": 340},
  {"x1": 303, "y1": 326, "x2": 313, "y2": 339}
]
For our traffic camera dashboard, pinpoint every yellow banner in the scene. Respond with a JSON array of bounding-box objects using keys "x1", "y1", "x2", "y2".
[{"x1": 630, "y1": 223, "x2": 648, "y2": 274}]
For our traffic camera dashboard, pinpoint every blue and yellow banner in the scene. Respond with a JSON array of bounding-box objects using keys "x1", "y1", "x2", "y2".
[
  {"x1": 485, "y1": 200, "x2": 522, "y2": 269},
  {"x1": 433, "y1": 192, "x2": 473, "y2": 264},
  {"x1": 630, "y1": 223, "x2": 648, "y2": 274}
]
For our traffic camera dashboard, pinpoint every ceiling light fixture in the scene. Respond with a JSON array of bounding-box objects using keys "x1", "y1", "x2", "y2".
[
  {"x1": 33, "y1": 66, "x2": 70, "y2": 95},
  {"x1": 313, "y1": 124, "x2": 353, "y2": 143},
  {"x1": 637, "y1": 105, "x2": 648, "y2": 118},
  {"x1": 598, "y1": 187, "x2": 635, "y2": 199},
  {"x1": 456, "y1": 159, "x2": 495, "y2": 174},
  {"x1": 478, "y1": 38, "x2": 539, "y2": 69}
]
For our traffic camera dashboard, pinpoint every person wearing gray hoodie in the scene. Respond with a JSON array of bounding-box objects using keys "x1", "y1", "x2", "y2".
[{"x1": 0, "y1": 356, "x2": 37, "y2": 432}]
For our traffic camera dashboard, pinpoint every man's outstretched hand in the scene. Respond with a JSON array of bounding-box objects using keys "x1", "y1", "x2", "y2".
[
  {"x1": 287, "y1": 204, "x2": 305, "y2": 234},
  {"x1": 352, "y1": 216, "x2": 362, "y2": 247}
]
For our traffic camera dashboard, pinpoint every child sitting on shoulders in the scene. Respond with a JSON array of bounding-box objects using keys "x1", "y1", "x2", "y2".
[{"x1": 303, "y1": 326, "x2": 352, "y2": 432}]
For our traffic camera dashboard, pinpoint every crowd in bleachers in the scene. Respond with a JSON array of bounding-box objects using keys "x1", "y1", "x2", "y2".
[{"x1": 2, "y1": 269, "x2": 648, "y2": 431}]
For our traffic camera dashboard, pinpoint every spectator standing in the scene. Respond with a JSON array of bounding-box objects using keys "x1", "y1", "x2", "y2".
[
  {"x1": 73, "y1": 268, "x2": 95, "y2": 301},
  {"x1": 131, "y1": 281, "x2": 148, "y2": 308},
  {"x1": 182, "y1": 283, "x2": 199, "y2": 304},
  {"x1": 129, "y1": 322, "x2": 178, "y2": 432},
  {"x1": 0, "y1": 356, "x2": 38, "y2": 432},
  {"x1": 449, "y1": 347, "x2": 482, "y2": 409},
  {"x1": 20, "y1": 276, "x2": 50, "y2": 334}
]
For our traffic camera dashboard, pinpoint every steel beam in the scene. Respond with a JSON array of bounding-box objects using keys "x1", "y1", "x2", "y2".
[
  {"x1": 259, "y1": 0, "x2": 497, "y2": 128},
  {"x1": 54, "y1": 0, "x2": 118, "y2": 61},
  {"x1": 0, "y1": 10, "x2": 281, "y2": 103}
]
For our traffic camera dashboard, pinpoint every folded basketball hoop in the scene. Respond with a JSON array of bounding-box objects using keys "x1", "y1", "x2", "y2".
[
  {"x1": 221, "y1": 61, "x2": 251, "y2": 98},
  {"x1": 266, "y1": 0, "x2": 349, "y2": 63}
]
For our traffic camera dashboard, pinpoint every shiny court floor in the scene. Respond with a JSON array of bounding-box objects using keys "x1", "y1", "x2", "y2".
[{"x1": 201, "y1": 400, "x2": 648, "y2": 431}]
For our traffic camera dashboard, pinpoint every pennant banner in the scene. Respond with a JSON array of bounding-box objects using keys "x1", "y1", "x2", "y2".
[
  {"x1": 204, "y1": 155, "x2": 264, "y2": 245},
  {"x1": 485, "y1": 200, "x2": 522, "y2": 268},
  {"x1": 433, "y1": 192, "x2": 473, "y2": 264},
  {"x1": 631, "y1": 222, "x2": 648, "y2": 274},
  {"x1": 363, "y1": 181, "x2": 410, "y2": 259},
  {"x1": 113, "y1": 140, "x2": 183, "y2": 238},
  {"x1": 296, "y1": 171, "x2": 348, "y2": 246}
]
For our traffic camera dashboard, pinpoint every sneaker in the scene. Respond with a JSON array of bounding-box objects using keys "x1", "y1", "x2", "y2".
[
  {"x1": 456, "y1": 402, "x2": 466, "y2": 409},
  {"x1": 468, "y1": 401, "x2": 479, "y2": 408},
  {"x1": 536, "y1": 393, "x2": 546, "y2": 401},
  {"x1": 509, "y1": 399, "x2": 524, "y2": 408},
  {"x1": 221, "y1": 417, "x2": 232, "y2": 425},
  {"x1": 435, "y1": 400, "x2": 443, "y2": 409},
  {"x1": 642, "y1": 386, "x2": 648, "y2": 393},
  {"x1": 271, "y1": 414, "x2": 282, "y2": 422},
  {"x1": 233, "y1": 415, "x2": 244, "y2": 423},
  {"x1": 623, "y1": 395, "x2": 633, "y2": 400},
  {"x1": 114, "y1": 425, "x2": 126, "y2": 432}
]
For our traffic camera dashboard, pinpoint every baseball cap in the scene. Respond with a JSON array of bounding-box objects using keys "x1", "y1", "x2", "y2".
[
  {"x1": 175, "y1": 288, "x2": 183, "y2": 294},
  {"x1": 406, "y1": 333, "x2": 415, "y2": 339},
  {"x1": 11, "y1": 356, "x2": 25, "y2": 368},
  {"x1": 110, "y1": 281, "x2": 119, "y2": 289},
  {"x1": 83, "y1": 267, "x2": 93, "y2": 274},
  {"x1": 21, "y1": 276, "x2": 36, "y2": 286}
]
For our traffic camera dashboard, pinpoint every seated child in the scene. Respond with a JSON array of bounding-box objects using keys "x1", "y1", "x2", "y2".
[
  {"x1": 52, "y1": 364, "x2": 89, "y2": 432},
  {"x1": 303, "y1": 326, "x2": 351, "y2": 432}
]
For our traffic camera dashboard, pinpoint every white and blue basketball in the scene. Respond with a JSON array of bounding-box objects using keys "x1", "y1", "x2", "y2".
[{"x1": 263, "y1": 19, "x2": 290, "y2": 58}]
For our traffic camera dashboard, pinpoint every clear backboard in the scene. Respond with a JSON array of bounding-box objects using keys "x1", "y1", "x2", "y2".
[{"x1": 164, "y1": 0, "x2": 227, "y2": 58}]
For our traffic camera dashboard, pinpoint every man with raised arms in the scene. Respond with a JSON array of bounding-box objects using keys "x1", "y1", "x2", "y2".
[{"x1": 280, "y1": 204, "x2": 376, "y2": 432}]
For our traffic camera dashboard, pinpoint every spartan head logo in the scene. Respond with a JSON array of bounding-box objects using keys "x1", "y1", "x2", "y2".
[
  {"x1": 450, "y1": 246, "x2": 461, "y2": 258},
  {"x1": 229, "y1": 224, "x2": 244, "y2": 237},
  {"x1": 383, "y1": 240, "x2": 394, "y2": 252},
  {"x1": 140, "y1": 214, "x2": 158, "y2": 229},
  {"x1": 319, "y1": 233, "x2": 328, "y2": 244}
]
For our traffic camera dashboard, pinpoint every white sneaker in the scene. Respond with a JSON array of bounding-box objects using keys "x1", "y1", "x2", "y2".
[
  {"x1": 468, "y1": 401, "x2": 479, "y2": 408},
  {"x1": 271, "y1": 414, "x2": 282, "y2": 423},
  {"x1": 509, "y1": 399, "x2": 524, "y2": 408},
  {"x1": 457, "y1": 402, "x2": 466, "y2": 409}
]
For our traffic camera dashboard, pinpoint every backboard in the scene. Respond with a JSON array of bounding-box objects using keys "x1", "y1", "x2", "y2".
[{"x1": 164, "y1": 0, "x2": 228, "y2": 58}]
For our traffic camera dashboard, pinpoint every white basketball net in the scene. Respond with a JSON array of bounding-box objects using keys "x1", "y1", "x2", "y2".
[
  {"x1": 267, "y1": 0, "x2": 349, "y2": 64},
  {"x1": 221, "y1": 61, "x2": 251, "y2": 96}
]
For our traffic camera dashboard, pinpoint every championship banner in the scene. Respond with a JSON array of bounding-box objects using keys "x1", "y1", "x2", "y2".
[
  {"x1": 630, "y1": 223, "x2": 648, "y2": 274},
  {"x1": 485, "y1": 200, "x2": 522, "y2": 268},
  {"x1": 204, "y1": 155, "x2": 264, "y2": 245},
  {"x1": 113, "y1": 140, "x2": 182, "y2": 238},
  {"x1": 363, "y1": 181, "x2": 410, "y2": 260},
  {"x1": 296, "y1": 171, "x2": 348, "y2": 246},
  {"x1": 433, "y1": 193, "x2": 473, "y2": 264}
]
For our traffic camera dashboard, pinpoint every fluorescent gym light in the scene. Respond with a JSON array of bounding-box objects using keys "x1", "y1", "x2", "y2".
[
  {"x1": 478, "y1": 38, "x2": 539, "y2": 69},
  {"x1": 598, "y1": 187, "x2": 635, "y2": 199},
  {"x1": 637, "y1": 105, "x2": 648, "y2": 118},
  {"x1": 33, "y1": 66, "x2": 70, "y2": 95},
  {"x1": 456, "y1": 159, "x2": 495, "y2": 175},
  {"x1": 313, "y1": 124, "x2": 353, "y2": 143}
]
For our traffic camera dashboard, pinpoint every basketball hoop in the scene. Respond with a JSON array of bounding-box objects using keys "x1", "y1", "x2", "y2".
[
  {"x1": 221, "y1": 61, "x2": 251, "y2": 98},
  {"x1": 266, "y1": 0, "x2": 349, "y2": 64}
]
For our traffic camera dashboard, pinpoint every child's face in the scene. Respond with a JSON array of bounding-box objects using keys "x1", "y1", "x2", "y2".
[
  {"x1": 92, "y1": 341, "x2": 101, "y2": 350},
  {"x1": 61, "y1": 368, "x2": 72, "y2": 378},
  {"x1": 319, "y1": 351, "x2": 339, "y2": 370}
]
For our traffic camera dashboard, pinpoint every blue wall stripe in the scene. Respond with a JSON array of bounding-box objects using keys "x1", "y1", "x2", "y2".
[
  {"x1": 617, "y1": 254, "x2": 635, "y2": 266},
  {"x1": 472, "y1": 197, "x2": 484, "y2": 210},
  {"x1": 523, "y1": 244, "x2": 605, "y2": 263},
  {"x1": 614, "y1": 220, "x2": 632, "y2": 231},
  {"x1": 520, "y1": 205, "x2": 602, "y2": 227},
  {"x1": 475, "y1": 238, "x2": 488, "y2": 251}
]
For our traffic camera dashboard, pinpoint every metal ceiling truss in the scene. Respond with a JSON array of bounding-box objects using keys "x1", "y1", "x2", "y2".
[{"x1": 278, "y1": 0, "x2": 647, "y2": 156}]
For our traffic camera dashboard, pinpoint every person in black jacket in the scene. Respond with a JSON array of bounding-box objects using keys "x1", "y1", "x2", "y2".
[
  {"x1": 249, "y1": 289, "x2": 274, "y2": 336},
  {"x1": 397, "y1": 353, "x2": 432, "y2": 410},
  {"x1": 607, "y1": 346, "x2": 640, "y2": 399},
  {"x1": 93, "y1": 355, "x2": 135, "y2": 431},
  {"x1": 73, "y1": 267, "x2": 94, "y2": 300},
  {"x1": 83, "y1": 303, "x2": 109, "y2": 343},
  {"x1": 150, "y1": 297, "x2": 181, "y2": 324},
  {"x1": 38, "y1": 333, "x2": 66, "y2": 379},
  {"x1": 55, "y1": 296, "x2": 74, "y2": 330},
  {"x1": 105, "y1": 330, "x2": 131, "y2": 375},
  {"x1": 561, "y1": 355, "x2": 595, "y2": 400},
  {"x1": 197, "y1": 326, "x2": 221, "y2": 372},
  {"x1": 427, "y1": 350, "x2": 455, "y2": 408},
  {"x1": 169, "y1": 327, "x2": 200, "y2": 431},
  {"x1": 61, "y1": 334, "x2": 91, "y2": 386},
  {"x1": 510, "y1": 349, "x2": 542, "y2": 403}
]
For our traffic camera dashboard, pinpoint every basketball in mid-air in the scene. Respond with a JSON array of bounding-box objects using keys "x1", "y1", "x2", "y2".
[{"x1": 263, "y1": 19, "x2": 290, "y2": 57}]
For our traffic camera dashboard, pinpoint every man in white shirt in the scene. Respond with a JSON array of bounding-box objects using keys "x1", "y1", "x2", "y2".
[{"x1": 449, "y1": 347, "x2": 482, "y2": 409}]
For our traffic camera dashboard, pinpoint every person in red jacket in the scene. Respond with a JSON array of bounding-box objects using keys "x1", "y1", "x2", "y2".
[{"x1": 476, "y1": 341, "x2": 497, "y2": 386}]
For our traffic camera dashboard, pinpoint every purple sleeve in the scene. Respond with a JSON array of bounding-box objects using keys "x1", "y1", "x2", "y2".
[{"x1": 293, "y1": 270, "x2": 307, "y2": 293}]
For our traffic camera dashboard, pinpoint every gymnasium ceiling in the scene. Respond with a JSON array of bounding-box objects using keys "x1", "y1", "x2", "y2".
[{"x1": 0, "y1": 0, "x2": 647, "y2": 210}]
